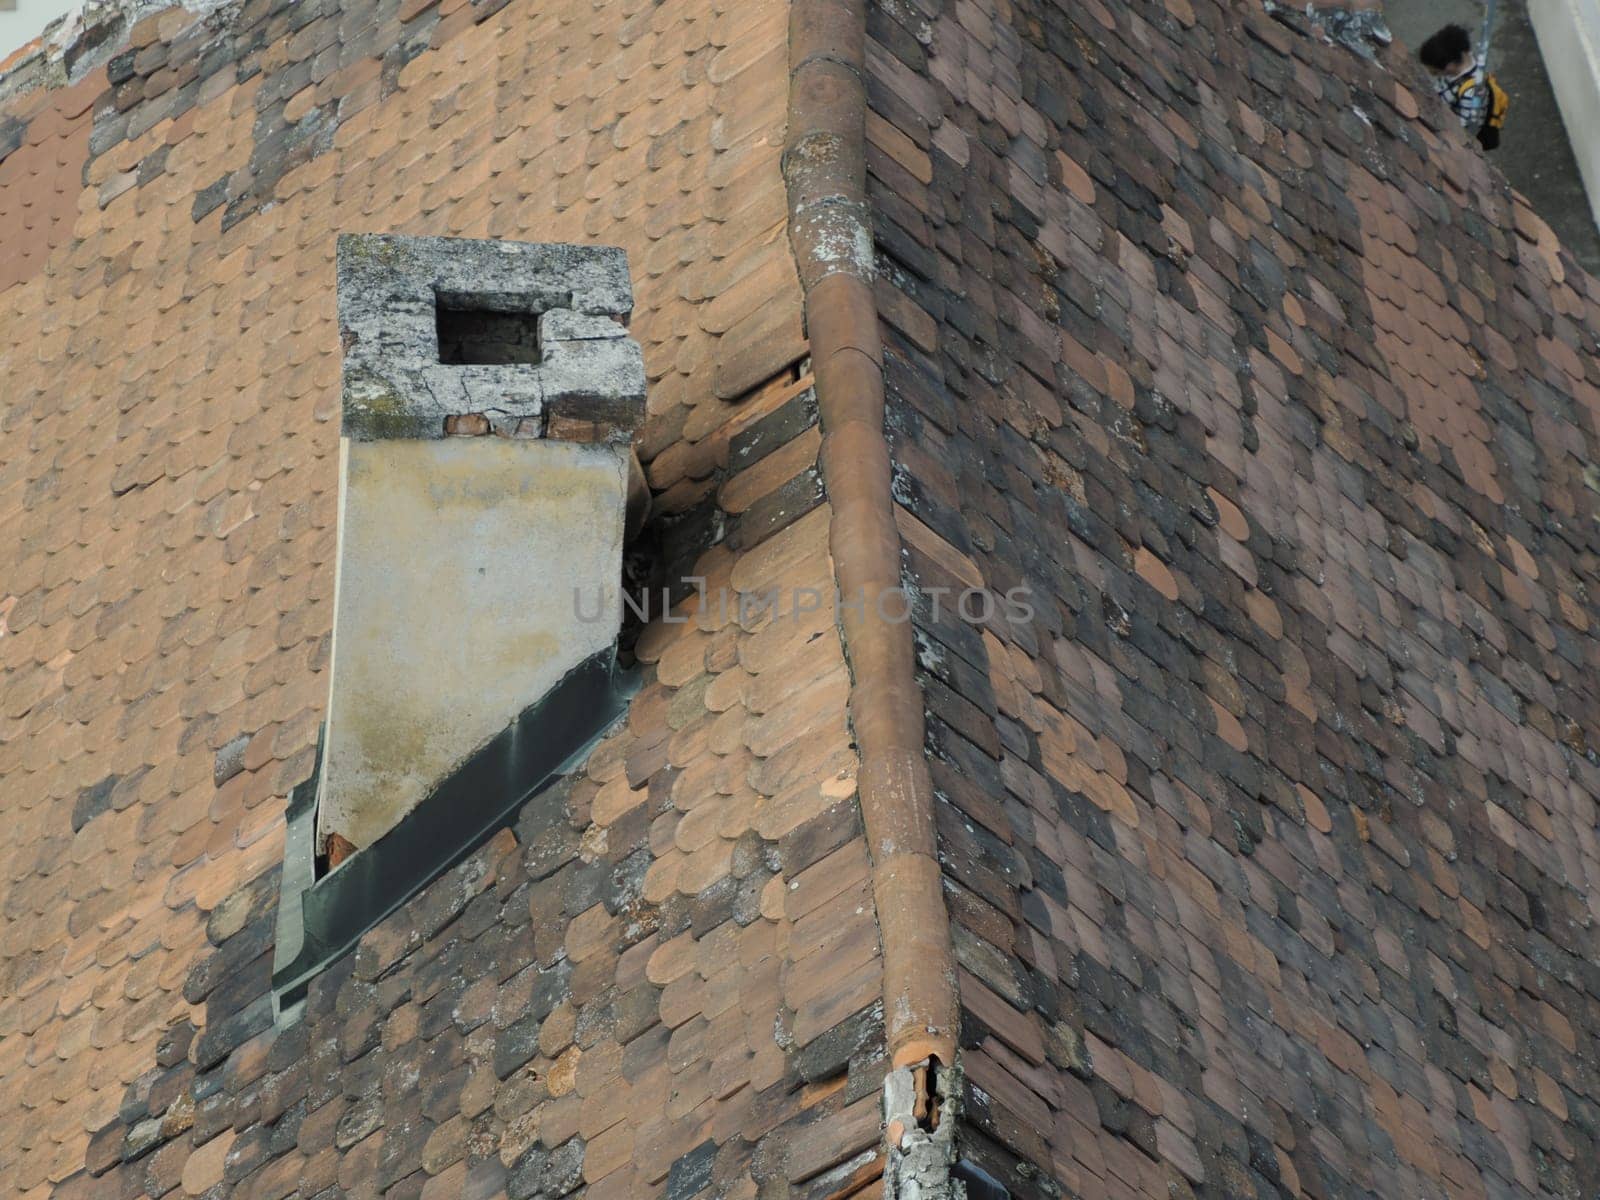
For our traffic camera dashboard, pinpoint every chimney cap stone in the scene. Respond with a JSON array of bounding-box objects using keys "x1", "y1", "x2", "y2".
[{"x1": 336, "y1": 233, "x2": 645, "y2": 443}]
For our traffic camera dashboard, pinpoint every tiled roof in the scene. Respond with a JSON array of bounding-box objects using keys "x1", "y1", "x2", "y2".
[
  {"x1": 5, "y1": 0, "x2": 1600, "y2": 1196},
  {"x1": 863, "y1": 0, "x2": 1600, "y2": 1195},
  {"x1": 0, "y1": 0, "x2": 849, "y2": 1193}
]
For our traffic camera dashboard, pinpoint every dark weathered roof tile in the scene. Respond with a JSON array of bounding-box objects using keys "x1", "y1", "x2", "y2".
[{"x1": 856, "y1": 0, "x2": 1600, "y2": 1193}]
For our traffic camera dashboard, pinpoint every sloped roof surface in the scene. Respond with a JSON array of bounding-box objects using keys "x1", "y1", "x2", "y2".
[
  {"x1": 860, "y1": 0, "x2": 1600, "y2": 1195},
  {"x1": 7, "y1": 0, "x2": 1600, "y2": 1195},
  {"x1": 0, "y1": 1, "x2": 876, "y2": 1194}
]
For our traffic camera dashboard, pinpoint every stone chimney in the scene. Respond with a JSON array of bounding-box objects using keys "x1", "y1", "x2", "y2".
[{"x1": 317, "y1": 234, "x2": 645, "y2": 854}]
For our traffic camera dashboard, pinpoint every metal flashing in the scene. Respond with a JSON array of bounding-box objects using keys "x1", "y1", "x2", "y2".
[{"x1": 272, "y1": 648, "x2": 636, "y2": 1020}]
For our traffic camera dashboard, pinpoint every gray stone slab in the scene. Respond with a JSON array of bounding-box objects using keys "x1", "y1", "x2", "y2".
[{"x1": 336, "y1": 233, "x2": 646, "y2": 441}]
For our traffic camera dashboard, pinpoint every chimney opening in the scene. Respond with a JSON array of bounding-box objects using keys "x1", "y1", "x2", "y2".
[{"x1": 435, "y1": 301, "x2": 543, "y2": 365}]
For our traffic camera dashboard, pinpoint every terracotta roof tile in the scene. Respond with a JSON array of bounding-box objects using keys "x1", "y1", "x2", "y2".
[
  {"x1": 10, "y1": 0, "x2": 1600, "y2": 1190},
  {"x1": 850, "y1": 0, "x2": 1600, "y2": 1191},
  {"x1": 0, "y1": 0, "x2": 914, "y2": 1190}
]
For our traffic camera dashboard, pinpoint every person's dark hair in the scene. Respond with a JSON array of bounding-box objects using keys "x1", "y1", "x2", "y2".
[{"x1": 1419, "y1": 24, "x2": 1472, "y2": 70}]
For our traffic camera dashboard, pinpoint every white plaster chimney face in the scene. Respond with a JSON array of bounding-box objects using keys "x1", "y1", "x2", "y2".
[{"x1": 318, "y1": 235, "x2": 646, "y2": 853}]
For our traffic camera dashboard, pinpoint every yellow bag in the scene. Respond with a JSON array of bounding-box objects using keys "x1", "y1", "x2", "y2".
[
  {"x1": 1456, "y1": 72, "x2": 1508, "y2": 149},
  {"x1": 1485, "y1": 74, "x2": 1510, "y2": 130}
]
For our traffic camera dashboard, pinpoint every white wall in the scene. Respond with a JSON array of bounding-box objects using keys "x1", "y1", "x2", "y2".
[
  {"x1": 317, "y1": 436, "x2": 630, "y2": 851},
  {"x1": 1530, "y1": 0, "x2": 1600, "y2": 232},
  {"x1": 0, "y1": 0, "x2": 79, "y2": 61}
]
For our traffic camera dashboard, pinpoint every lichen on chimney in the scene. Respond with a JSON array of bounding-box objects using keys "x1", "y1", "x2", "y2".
[{"x1": 335, "y1": 233, "x2": 644, "y2": 441}]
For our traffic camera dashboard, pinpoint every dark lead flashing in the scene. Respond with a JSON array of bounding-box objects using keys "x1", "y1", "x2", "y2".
[
  {"x1": 272, "y1": 648, "x2": 636, "y2": 1020},
  {"x1": 953, "y1": 1161, "x2": 1011, "y2": 1199}
]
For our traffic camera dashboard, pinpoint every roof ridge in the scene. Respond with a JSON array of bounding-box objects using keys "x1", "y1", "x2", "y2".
[
  {"x1": 784, "y1": 0, "x2": 959, "y2": 1077},
  {"x1": 0, "y1": 0, "x2": 227, "y2": 108}
]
